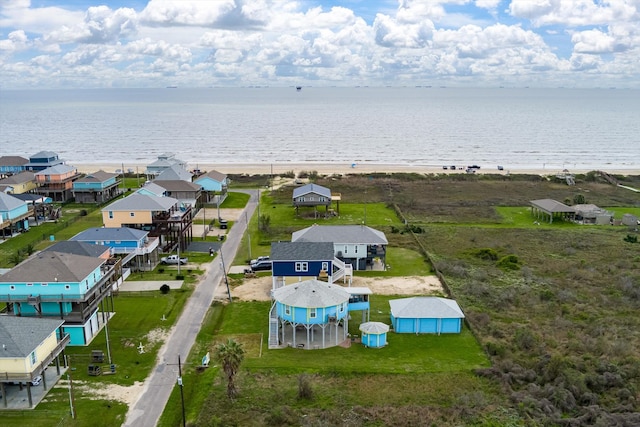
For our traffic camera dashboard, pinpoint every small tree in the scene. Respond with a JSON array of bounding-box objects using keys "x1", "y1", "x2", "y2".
[
  {"x1": 258, "y1": 214, "x2": 271, "y2": 232},
  {"x1": 214, "y1": 338, "x2": 245, "y2": 399},
  {"x1": 573, "y1": 194, "x2": 586, "y2": 205}
]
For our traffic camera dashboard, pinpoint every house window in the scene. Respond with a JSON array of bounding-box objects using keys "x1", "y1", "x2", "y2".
[
  {"x1": 321, "y1": 262, "x2": 329, "y2": 272},
  {"x1": 10, "y1": 285, "x2": 15, "y2": 290},
  {"x1": 339, "y1": 302, "x2": 345, "y2": 313},
  {"x1": 27, "y1": 283, "x2": 33, "y2": 287},
  {"x1": 319, "y1": 197, "x2": 326, "y2": 202},
  {"x1": 285, "y1": 305, "x2": 291, "y2": 315},
  {"x1": 355, "y1": 246, "x2": 358, "y2": 254},
  {"x1": 30, "y1": 351, "x2": 37, "y2": 365},
  {"x1": 309, "y1": 308, "x2": 317, "y2": 318},
  {"x1": 344, "y1": 246, "x2": 348, "y2": 254},
  {"x1": 109, "y1": 211, "x2": 113, "y2": 219},
  {"x1": 41, "y1": 283, "x2": 48, "y2": 286},
  {"x1": 65, "y1": 285, "x2": 70, "y2": 290},
  {"x1": 130, "y1": 212, "x2": 135, "y2": 217},
  {"x1": 295, "y1": 262, "x2": 308, "y2": 272}
]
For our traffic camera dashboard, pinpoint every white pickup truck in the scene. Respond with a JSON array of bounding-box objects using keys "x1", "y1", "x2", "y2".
[{"x1": 160, "y1": 255, "x2": 188, "y2": 265}]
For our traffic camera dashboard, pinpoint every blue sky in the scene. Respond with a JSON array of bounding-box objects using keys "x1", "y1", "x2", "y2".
[{"x1": 1, "y1": 1, "x2": 639, "y2": 88}]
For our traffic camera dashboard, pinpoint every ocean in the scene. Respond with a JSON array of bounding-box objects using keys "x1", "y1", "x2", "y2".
[{"x1": 1, "y1": 87, "x2": 638, "y2": 171}]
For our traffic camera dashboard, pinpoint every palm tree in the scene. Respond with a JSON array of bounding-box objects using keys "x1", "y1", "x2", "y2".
[{"x1": 214, "y1": 338, "x2": 245, "y2": 399}]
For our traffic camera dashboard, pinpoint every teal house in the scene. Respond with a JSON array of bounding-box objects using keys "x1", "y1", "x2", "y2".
[
  {"x1": 389, "y1": 297, "x2": 465, "y2": 334},
  {"x1": 0, "y1": 251, "x2": 121, "y2": 346},
  {"x1": 269, "y1": 279, "x2": 350, "y2": 349},
  {"x1": 72, "y1": 170, "x2": 121, "y2": 204},
  {"x1": 0, "y1": 192, "x2": 31, "y2": 237}
]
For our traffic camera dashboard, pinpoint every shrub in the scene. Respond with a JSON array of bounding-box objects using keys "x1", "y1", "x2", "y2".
[
  {"x1": 623, "y1": 234, "x2": 638, "y2": 243},
  {"x1": 497, "y1": 254, "x2": 520, "y2": 271},
  {"x1": 297, "y1": 374, "x2": 314, "y2": 400},
  {"x1": 160, "y1": 284, "x2": 171, "y2": 294},
  {"x1": 471, "y1": 248, "x2": 499, "y2": 261},
  {"x1": 176, "y1": 274, "x2": 185, "y2": 280},
  {"x1": 158, "y1": 268, "x2": 165, "y2": 273}
]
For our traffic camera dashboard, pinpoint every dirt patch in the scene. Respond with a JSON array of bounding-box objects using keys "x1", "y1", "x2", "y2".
[
  {"x1": 69, "y1": 380, "x2": 145, "y2": 406},
  {"x1": 219, "y1": 275, "x2": 444, "y2": 302}
]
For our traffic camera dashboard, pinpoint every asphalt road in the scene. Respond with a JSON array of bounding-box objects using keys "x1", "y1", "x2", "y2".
[{"x1": 123, "y1": 189, "x2": 258, "y2": 427}]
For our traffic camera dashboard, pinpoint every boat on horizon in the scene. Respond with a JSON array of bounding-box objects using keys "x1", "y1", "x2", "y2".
[{"x1": 296, "y1": 86, "x2": 302, "y2": 91}]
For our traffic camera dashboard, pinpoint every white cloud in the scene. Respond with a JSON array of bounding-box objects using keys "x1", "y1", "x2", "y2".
[
  {"x1": 0, "y1": 29, "x2": 28, "y2": 51},
  {"x1": 509, "y1": 0, "x2": 640, "y2": 27}
]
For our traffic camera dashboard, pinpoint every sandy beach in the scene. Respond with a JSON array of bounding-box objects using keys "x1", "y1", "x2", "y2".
[{"x1": 73, "y1": 162, "x2": 640, "y2": 177}]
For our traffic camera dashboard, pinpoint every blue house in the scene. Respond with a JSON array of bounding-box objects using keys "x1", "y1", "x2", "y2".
[
  {"x1": 0, "y1": 155, "x2": 28, "y2": 176},
  {"x1": 269, "y1": 279, "x2": 350, "y2": 349},
  {"x1": 72, "y1": 170, "x2": 121, "y2": 204},
  {"x1": 70, "y1": 227, "x2": 160, "y2": 272},
  {"x1": 270, "y1": 241, "x2": 352, "y2": 289},
  {"x1": 0, "y1": 251, "x2": 122, "y2": 346},
  {"x1": 193, "y1": 170, "x2": 229, "y2": 204},
  {"x1": 24, "y1": 151, "x2": 64, "y2": 172},
  {"x1": 0, "y1": 192, "x2": 31, "y2": 238},
  {"x1": 389, "y1": 297, "x2": 465, "y2": 334}
]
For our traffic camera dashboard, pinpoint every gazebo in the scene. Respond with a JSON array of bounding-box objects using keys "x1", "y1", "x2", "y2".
[
  {"x1": 530, "y1": 199, "x2": 576, "y2": 223},
  {"x1": 270, "y1": 279, "x2": 350, "y2": 350},
  {"x1": 359, "y1": 322, "x2": 389, "y2": 348}
]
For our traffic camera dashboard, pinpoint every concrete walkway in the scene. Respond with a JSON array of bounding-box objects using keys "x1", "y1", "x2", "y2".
[{"x1": 123, "y1": 189, "x2": 258, "y2": 427}]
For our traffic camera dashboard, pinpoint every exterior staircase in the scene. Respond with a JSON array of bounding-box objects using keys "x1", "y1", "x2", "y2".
[
  {"x1": 332, "y1": 257, "x2": 353, "y2": 285},
  {"x1": 268, "y1": 302, "x2": 279, "y2": 349}
]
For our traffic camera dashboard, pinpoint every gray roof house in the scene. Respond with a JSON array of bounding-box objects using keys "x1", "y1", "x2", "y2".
[
  {"x1": 389, "y1": 297, "x2": 465, "y2": 334},
  {"x1": 530, "y1": 199, "x2": 576, "y2": 223},
  {"x1": 292, "y1": 225, "x2": 388, "y2": 271},
  {"x1": 43, "y1": 241, "x2": 112, "y2": 259},
  {"x1": 153, "y1": 180, "x2": 203, "y2": 210},
  {"x1": 156, "y1": 164, "x2": 193, "y2": 182},
  {"x1": 292, "y1": 183, "x2": 332, "y2": 215},
  {"x1": 0, "y1": 316, "x2": 69, "y2": 408},
  {"x1": 146, "y1": 153, "x2": 187, "y2": 177}
]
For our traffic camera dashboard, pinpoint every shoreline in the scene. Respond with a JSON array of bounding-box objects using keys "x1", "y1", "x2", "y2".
[{"x1": 72, "y1": 162, "x2": 640, "y2": 177}]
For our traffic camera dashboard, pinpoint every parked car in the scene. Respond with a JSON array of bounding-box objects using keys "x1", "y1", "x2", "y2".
[
  {"x1": 250, "y1": 259, "x2": 272, "y2": 271},
  {"x1": 250, "y1": 256, "x2": 270, "y2": 265},
  {"x1": 218, "y1": 218, "x2": 228, "y2": 229},
  {"x1": 160, "y1": 255, "x2": 188, "y2": 265}
]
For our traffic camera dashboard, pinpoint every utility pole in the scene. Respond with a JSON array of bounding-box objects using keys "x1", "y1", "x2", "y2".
[
  {"x1": 219, "y1": 250, "x2": 232, "y2": 302},
  {"x1": 178, "y1": 355, "x2": 186, "y2": 427},
  {"x1": 246, "y1": 211, "x2": 251, "y2": 261},
  {"x1": 67, "y1": 355, "x2": 76, "y2": 419}
]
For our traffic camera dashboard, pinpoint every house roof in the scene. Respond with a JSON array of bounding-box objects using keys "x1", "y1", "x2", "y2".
[
  {"x1": 293, "y1": 183, "x2": 331, "y2": 199},
  {"x1": 270, "y1": 241, "x2": 335, "y2": 261},
  {"x1": 156, "y1": 165, "x2": 192, "y2": 181},
  {"x1": 0, "y1": 316, "x2": 64, "y2": 358},
  {"x1": 102, "y1": 193, "x2": 178, "y2": 212},
  {"x1": 359, "y1": 321, "x2": 390, "y2": 334},
  {"x1": 43, "y1": 241, "x2": 111, "y2": 258},
  {"x1": 35, "y1": 164, "x2": 77, "y2": 176},
  {"x1": 199, "y1": 170, "x2": 227, "y2": 183},
  {"x1": 0, "y1": 171, "x2": 35, "y2": 184},
  {"x1": 29, "y1": 151, "x2": 59, "y2": 160},
  {"x1": 273, "y1": 279, "x2": 350, "y2": 308},
  {"x1": 0, "y1": 156, "x2": 28, "y2": 166},
  {"x1": 75, "y1": 170, "x2": 118, "y2": 183},
  {"x1": 10, "y1": 193, "x2": 47, "y2": 204},
  {"x1": 292, "y1": 225, "x2": 388, "y2": 245},
  {"x1": 0, "y1": 192, "x2": 26, "y2": 211},
  {"x1": 389, "y1": 297, "x2": 465, "y2": 319},
  {"x1": 0, "y1": 251, "x2": 105, "y2": 283},
  {"x1": 154, "y1": 180, "x2": 202, "y2": 192},
  {"x1": 530, "y1": 199, "x2": 575, "y2": 213},
  {"x1": 136, "y1": 182, "x2": 166, "y2": 197},
  {"x1": 71, "y1": 227, "x2": 148, "y2": 242}
]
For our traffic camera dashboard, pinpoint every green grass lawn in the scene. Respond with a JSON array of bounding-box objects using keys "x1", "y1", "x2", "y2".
[{"x1": 221, "y1": 191, "x2": 250, "y2": 208}]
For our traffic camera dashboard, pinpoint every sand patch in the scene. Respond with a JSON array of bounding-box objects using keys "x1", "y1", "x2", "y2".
[
  {"x1": 67, "y1": 380, "x2": 145, "y2": 406},
  {"x1": 221, "y1": 275, "x2": 444, "y2": 302}
]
